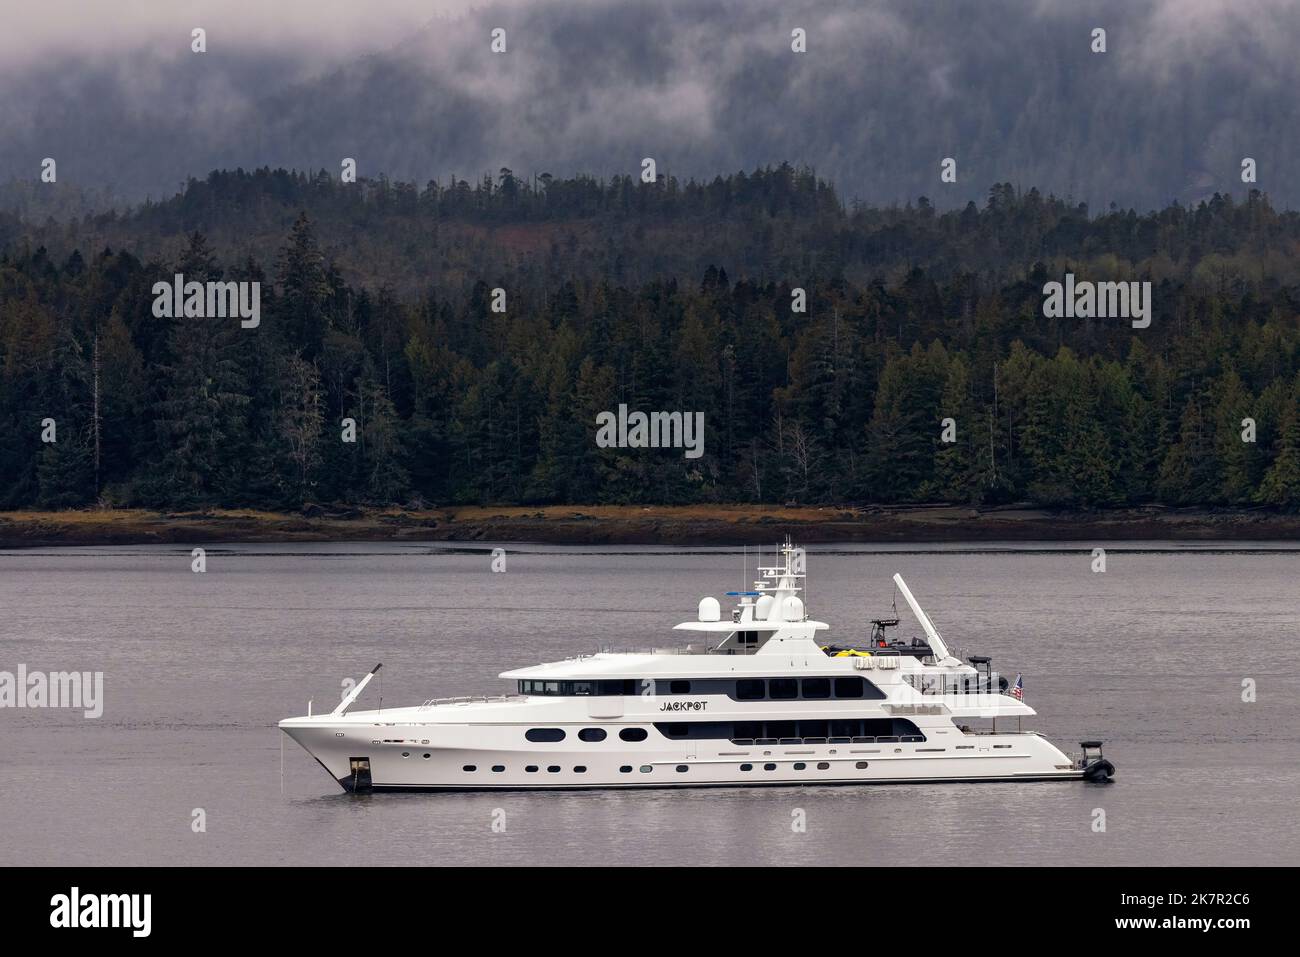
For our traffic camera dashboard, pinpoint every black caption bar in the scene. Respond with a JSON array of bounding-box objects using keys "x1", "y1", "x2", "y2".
[{"x1": 0, "y1": 866, "x2": 1276, "y2": 942}]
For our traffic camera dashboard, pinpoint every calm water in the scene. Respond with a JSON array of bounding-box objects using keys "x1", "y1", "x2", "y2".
[{"x1": 1, "y1": 541, "x2": 1297, "y2": 866}]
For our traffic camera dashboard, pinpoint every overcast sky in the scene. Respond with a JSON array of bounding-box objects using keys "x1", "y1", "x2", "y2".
[
  {"x1": 1, "y1": 0, "x2": 1295, "y2": 210},
  {"x1": 0, "y1": 1, "x2": 459, "y2": 64}
]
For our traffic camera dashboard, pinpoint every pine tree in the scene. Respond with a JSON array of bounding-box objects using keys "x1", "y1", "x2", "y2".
[{"x1": 1255, "y1": 374, "x2": 1300, "y2": 509}]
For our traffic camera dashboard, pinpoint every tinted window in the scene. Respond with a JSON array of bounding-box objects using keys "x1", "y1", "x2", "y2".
[
  {"x1": 661, "y1": 723, "x2": 689, "y2": 738},
  {"x1": 768, "y1": 720, "x2": 797, "y2": 738},
  {"x1": 572, "y1": 682, "x2": 593, "y2": 696},
  {"x1": 834, "y1": 676, "x2": 864, "y2": 698},
  {"x1": 734, "y1": 721, "x2": 763, "y2": 739},
  {"x1": 799, "y1": 720, "x2": 829, "y2": 738},
  {"x1": 675, "y1": 765, "x2": 689, "y2": 772},
  {"x1": 802, "y1": 678, "x2": 831, "y2": 699},
  {"x1": 525, "y1": 728, "x2": 565, "y2": 743},
  {"x1": 620, "y1": 727, "x2": 648, "y2": 742},
  {"x1": 769, "y1": 678, "x2": 797, "y2": 699},
  {"x1": 578, "y1": 728, "x2": 607, "y2": 742},
  {"x1": 669, "y1": 680, "x2": 691, "y2": 694},
  {"x1": 736, "y1": 679, "x2": 765, "y2": 700},
  {"x1": 598, "y1": 680, "x2": 637, "y2": 695},
  {"x1": 492, "y1": 765, "x2": 505, "y2": 772}
]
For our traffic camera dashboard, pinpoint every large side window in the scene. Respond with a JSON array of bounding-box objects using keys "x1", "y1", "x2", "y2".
[
  {"x1": 834, "y1": 676, "x2": 886, "y2": 700},
  {"x1": 525, "y1": 728, "x2": 565, "y2": 743},
  {"x1": 735, "y1": 679, "x2": 765, "y2": 700},
  {"x1": 802, "y1": 677, "x2": 830, "y2": 699},
  {"x1": 769, "y1": 678, "x2": 798, "y2": 700},
  {"x1": 834, "y1": 676, "x2": 862, "y2": 698}
]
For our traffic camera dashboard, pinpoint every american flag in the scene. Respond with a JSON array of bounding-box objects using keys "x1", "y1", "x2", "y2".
[{"x1": 1010, "y1": 674, "x2": 1024, "y2": 700}]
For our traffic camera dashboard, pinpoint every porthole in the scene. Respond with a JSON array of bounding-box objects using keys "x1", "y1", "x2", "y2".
[
  {"x1": 462, "y1": 765, "x2": 476, "y2": 772},
  {"x1": 525, "y1": 765, "x2": 539, "y2": 773},
  {"x1": 492, "y1": 765, "x2": 505, "y2": 772},
  {"x1": 574, "y1": 766, "x2": 587, "y2": 773},
  {"x1": 676, "y1": 764, "x2": 689, "y2": 772},
  {"x1": 856, "y1": 761, "x2": 869, "y2": 769},
  {"x1": 401, "y1": 751, "x2": 410, "y2": 758},
  {"x1": 619, "y1": 727, "x2": 648, "y2": 742},
  {"x1": 763, "y1": 763, "x2": 776, "y2": 771},
  {"x1": 793, "y1": 762, "x2": 806, "y2": 770},
  {"x1": 639, "y1": 765, "x2": 653, "y2": 773},
  {"x1": 739, "y1": 763, "x2": 753, "y2": 771},
  {"x1": 817, "y1": 762, "x2": 830, "y2": 770},
  {"x1": 547, "y1": 765, "x2": 561, "y2": 773},
  {"x1": 620, "y1": 765, "x2": 633, "y2": 773},
  {"x1": 578, "y1": 728, "x2": 607, "y2": 742},
  {"x1": 423, "y1": 753, "x2": 431, "y2": 759}
]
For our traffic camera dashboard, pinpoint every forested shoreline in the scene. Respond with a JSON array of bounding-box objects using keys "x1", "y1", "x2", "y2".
[{"x1": 2, "y1": 165, "x2": 1299, "y2": 512}]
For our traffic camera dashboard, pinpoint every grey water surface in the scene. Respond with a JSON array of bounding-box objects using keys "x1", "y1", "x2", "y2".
[{"x1": 1, "y1": 542, "x2": 1296, "y2": 866}]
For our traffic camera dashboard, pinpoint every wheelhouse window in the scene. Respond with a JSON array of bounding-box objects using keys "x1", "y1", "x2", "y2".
[
  {"x1": 599, "y1": 679, "x2": 638, "y2": 695},
  {"x1": 520, "y1": 679, "x2": 624, "y2": 696}
]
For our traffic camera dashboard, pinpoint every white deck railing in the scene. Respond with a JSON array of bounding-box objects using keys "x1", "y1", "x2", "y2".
[{"x1": 416, "y1": 694, "x2": 521, "y2": 711}]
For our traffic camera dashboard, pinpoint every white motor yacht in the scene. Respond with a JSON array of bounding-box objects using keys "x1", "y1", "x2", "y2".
[{"x1": 280, "y1": 542, "x2": 1115, "y2": 791}]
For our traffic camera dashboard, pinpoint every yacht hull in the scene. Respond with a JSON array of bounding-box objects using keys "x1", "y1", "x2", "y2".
[{"x1": 281, "y1": 719, "x2": 1090, "y2": 792}]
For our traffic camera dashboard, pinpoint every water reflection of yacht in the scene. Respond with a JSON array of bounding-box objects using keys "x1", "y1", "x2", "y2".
[{"x1": 280, "y1": 541, "x2": 1114, "y2": 791}]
